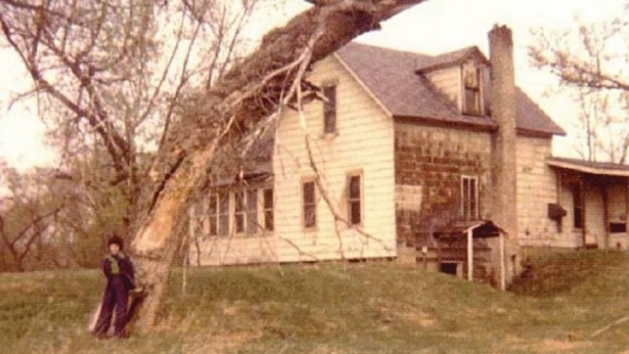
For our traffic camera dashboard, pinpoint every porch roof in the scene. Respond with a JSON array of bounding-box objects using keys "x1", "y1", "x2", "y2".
[
  {"x1": 433, "y1": 220, "x2": 505, "y2": 239},
  {"x1": 547, "y1": 157, "x2": 629, "y2": 178}
]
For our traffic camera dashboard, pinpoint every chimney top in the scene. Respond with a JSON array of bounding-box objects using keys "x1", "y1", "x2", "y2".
[{"x1": 489, "y1": 24, "x2": 513, "y2": 46}]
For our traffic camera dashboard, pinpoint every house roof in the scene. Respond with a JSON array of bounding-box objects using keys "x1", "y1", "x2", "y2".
[
  {"x1": 335, "y1": 42, "x2": 565, "y2": 136},
  {"x1": 415, "y1": 46, "x2": 490, "y2": 73},
  {"x1": 547, "y1": 157, "x2": 629, "y2": 178}
]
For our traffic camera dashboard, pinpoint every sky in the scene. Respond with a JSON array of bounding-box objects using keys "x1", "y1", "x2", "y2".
[{"x1": 0, "y1": 0, "x2": 624, "y2": 171}]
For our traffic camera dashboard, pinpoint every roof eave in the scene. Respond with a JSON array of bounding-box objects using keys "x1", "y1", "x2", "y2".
[
  {"x1": 547, "y1": 158, "x2": 629, "y2": 178},
  {"x1": 393, "y1": 115, "x2": 498, "y2": 132},
  {"x1": 516, "y1": 128, "x2": 565, "y2": 138}
]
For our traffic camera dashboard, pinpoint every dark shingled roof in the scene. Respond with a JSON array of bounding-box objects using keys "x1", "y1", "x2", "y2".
[
  {"x1": 547, "y1": 156, "x2": 629, "y2": 176},
  {"x1": 335, "y1": 42, "x2": 565, "y2": 136},
  {"x1": 415, "y1": 46, "x2": 489, "y2": 73}
]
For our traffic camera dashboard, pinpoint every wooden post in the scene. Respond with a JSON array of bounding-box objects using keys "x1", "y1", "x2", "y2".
[
  {"x1": 602, "y1": 183, "x2": 610, "y2": 249},
  {"x1": 500, "y1": 232, "x2": 505, "y2": 291},
  {"x1": 467, "y1": 228, "x2": 473, "y2": 282}
]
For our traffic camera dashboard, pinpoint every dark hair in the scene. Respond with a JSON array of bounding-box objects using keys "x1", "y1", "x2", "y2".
[{"x1": 108, "y1": 235, "x2": 124, "y2": 250}]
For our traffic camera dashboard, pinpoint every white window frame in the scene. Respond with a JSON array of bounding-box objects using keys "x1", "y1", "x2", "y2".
[
  {"x1": 302, "y1": 178, "x2": 317, "y2": 230},
  {"x1": 461, "y1": 176, "x2": 479, "y2": 221},
  {"x1": 461, "y1": 63, "x2": 483, "y2": 116},
  {"x1": 263, "y1": 188, "x2": 274, "y2": 232},
  {"x1": 346, "y1": 172, "x2": 363, "y2": 227}
]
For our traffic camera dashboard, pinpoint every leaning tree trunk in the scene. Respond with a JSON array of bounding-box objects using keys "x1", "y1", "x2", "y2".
[{"x1": 129, "y1": 0, "x2": 430, "y2": 334}]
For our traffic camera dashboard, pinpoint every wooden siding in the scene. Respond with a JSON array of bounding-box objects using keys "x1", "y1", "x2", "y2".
[
  {"x1": 425, "y1": 66, "x2": 462, "y2": 110},
  {"x1": 559, "y1": 179, "x2": 583, "y2": 248},
  {"x1": 608, "y1": 183, "x2": 629, "y2": 249},
  {"x1": 584, "y1": 184, "x2": 606, "y2": 246},
  {"x1": 272, "y1": 56, "x2": 397, "y2": 262},
  {"x1": 515, "y1": 136, "x2": 563, "y2": 246}
]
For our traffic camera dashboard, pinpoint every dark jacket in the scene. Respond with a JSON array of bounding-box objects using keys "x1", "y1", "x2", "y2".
[{"x1": 103, "y1": 253, "x2": 135, "y2": 291}]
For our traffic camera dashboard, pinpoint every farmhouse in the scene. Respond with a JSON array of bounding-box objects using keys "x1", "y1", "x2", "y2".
[{"x1": 188, "y1": 25, "x2": 629, "y2": 287}]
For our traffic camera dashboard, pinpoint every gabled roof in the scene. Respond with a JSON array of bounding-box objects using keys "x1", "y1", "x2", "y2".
[
  {"x1": 335, "y1": 42, "x2": 565, "y2": 136},
  {"x1": 547, "y1": 157, "x2": 629, "y2": 177},
  {"x1": 415, "y1": 46, "x2": 490, "y2": 73}
]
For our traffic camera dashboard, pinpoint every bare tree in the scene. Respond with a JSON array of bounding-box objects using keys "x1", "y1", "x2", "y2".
[
  {"x1": 0, "y1": 0, "x2": 266, "y2": 239},
  {"x1": 530, "y1": 10, "x2": 629, "y2": 163},
  {"x1": 0, "y1": 164, "x2": 65, "y2": 271}
]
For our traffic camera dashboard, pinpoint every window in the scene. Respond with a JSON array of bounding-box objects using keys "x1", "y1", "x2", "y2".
[
  {"x1": 208, "y1": 194, "x2": 218, "y2": 236},
  {"x1": 347, "y1": 174, "x2": 362, "y2": 226},
  {"x1": 462, "y1": 65, "x2": 482, "y2": 116},
  {"x1": 234, "y1": 191, "x2": 245, "y2": 234},
  {"x1": 218, "y1": 193, "x2": 229, "y2": 237},
  {"x1": 246, "y1": 189, "x2": 258, "y2": 236},
  {"x1": 323, "y1": 84, "x2": 337, "y2": 134},
  {"x1": 263, "y1": 188, "x2": 274, "y2": 231},
  {"x1": 461, "y1": 176, "x2": 479, "y2": 220},
  {"x1": 572, "y1": 184, "x2": 583, "y2": 229},
  {"x1": 610, "y1": 222, "x2": 627, "y2": 233},
  {"x1": 192, "y1": 200, "x2": 206, "y2": 235},
  {"x1": 303, "y1": 181, "x2": 317, "y2": 228}
]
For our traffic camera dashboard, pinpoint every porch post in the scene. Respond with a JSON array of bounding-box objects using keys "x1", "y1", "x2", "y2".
[
  {"x1": 500, "y1": 232, "x2": 506, "y2": 291},
  {"x1": 467, "y1": 228, "x2": 473, "y2": 281}
]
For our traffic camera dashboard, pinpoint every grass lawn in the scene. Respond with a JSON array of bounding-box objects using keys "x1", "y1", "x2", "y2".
[{"x1": 0, "y1": 250, "x2": 627, "y2": 353}]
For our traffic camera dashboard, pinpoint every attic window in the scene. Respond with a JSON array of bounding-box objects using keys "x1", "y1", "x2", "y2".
[{"x1": 462, "y1": 65, "x2": 482, "y2": 116}]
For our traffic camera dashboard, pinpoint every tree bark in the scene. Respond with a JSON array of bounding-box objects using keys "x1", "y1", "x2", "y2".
[{"x1": 129, "y1": 0, "x2": 430, "y2": 334}]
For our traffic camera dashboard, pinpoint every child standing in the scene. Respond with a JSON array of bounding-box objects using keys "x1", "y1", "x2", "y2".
[{"x1": 92, "y1": 235, "x2": 135, "y2": 338}]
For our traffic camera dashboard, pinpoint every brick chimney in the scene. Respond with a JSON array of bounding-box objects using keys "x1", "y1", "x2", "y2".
[{"x1": 488, "y1": 25, "x2": 519, "y2": 281}]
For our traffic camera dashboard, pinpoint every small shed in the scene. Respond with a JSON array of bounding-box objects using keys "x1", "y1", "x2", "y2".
[{"x1": 433, "y1": 220, "x2": 506, "y2": 290}]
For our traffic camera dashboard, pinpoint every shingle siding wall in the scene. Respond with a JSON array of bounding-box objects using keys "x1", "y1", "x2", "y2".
[
  {"x1": 515, "y1": 136, "x2": 563, "y2": 246},
  {"x1": 425, "y1": 67, "x2": 462, "y2": 109},
  {"x1": 272, "y1": 56, "x2": 397, "y2": 262},
  {"x1": 394, "y1": 122, "x2": 492, "y2": 245}
]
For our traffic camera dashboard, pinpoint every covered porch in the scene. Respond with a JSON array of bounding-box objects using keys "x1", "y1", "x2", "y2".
[{"x1": 547, "y1": 157, "x2": 629, "y2": 250}]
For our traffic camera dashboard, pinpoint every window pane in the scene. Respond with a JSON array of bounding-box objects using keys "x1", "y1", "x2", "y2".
[
  {"x1": 264, "y1": 188, "x2": 274, "y2": 231},
  {"x1": 303, "y1": 182, "x2": 315, "y2": 203},
  {"x1": 264, "y1": 211, "x2": 274, "y2": 231},
  {"x1": 304, "y1": 205, "x2": 316, "y2": 228},
  {"x1": 264, "y1": 189, "x2": 273, "y2": 209},
  {"x1": 323, "y1": 85, "x2": 336, "y2": 134},
  {"x1": 235, "y1": 214, "x2": 244, "y2": 233},
  {"x1": 350, "y1": 201, "x2": 361, "y2": 225},
  {"x1": 234, "y1": 192, "x2": 244, "y2": 212},
  {"x1": 247, "y1": 190, "x2": 258, "y2": 236},
  {"x1": 219, "y1": 193, "x2": 229, "y2": 237},
  {"x1": 464, "y1": 89, "x2": 480, "y2": 115},
  {"x1": 208, "y1": 195, "x2": 218, "y2": 235},
  {"x1": 349, "y1": 175, "x2": 360, "y2": 199},
  {"x1": 303, "y1": 182, "x2": 316, "y2": 228}
]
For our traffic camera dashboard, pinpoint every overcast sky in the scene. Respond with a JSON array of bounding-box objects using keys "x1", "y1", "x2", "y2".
[{"x1": 0, "y1": 0, "x2": 623, "y2": 170}]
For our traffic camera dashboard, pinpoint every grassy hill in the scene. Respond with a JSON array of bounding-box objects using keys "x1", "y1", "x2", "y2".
[{"x1": 0, "y1": 250, "x2": 627, "y2": 353}]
